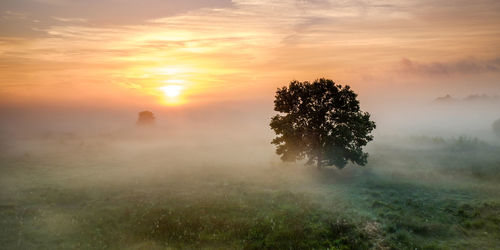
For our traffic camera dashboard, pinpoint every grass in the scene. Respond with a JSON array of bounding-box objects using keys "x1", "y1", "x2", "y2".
[
  {"x1": 1, "y1": 134, "x2": 500, "y2": 249},
  {"x1": 0, "y1": 171, "x2": 370, "y2": 249},
  {"x1": 347, "y1": 174, "x2": 500, "y2": 249}
]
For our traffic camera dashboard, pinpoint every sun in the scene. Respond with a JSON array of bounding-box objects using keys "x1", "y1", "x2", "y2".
[
  {"x1": 156, "y1": 80, "x2": 188, "y2": 106},
  {"x1": 160, "y1": 85, "x2": 183, "y2": 98}
]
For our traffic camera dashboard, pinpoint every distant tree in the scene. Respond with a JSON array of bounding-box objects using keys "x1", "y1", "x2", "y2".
[
  {"x1": 137, "y1": 111, "x2": 155, "y2": 126},
  {"x1": 270, "y1": 78, "x2": 376, "y2": 169},
  {"x1": 493, "y1": 118, "x2": 500, "y2": 137}
]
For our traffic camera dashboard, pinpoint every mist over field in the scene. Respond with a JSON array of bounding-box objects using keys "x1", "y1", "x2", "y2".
[
  {"x1": 2, "y1": 0, "x2": 500, "y2": 248},
  {"x1": 1, "y1": 93, "x2": 500, "y2": 249}
]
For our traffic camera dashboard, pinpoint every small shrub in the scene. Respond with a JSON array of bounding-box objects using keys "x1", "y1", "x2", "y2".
[{"x1": 493, "y1": 118, "x2": 500, "y2": 137}]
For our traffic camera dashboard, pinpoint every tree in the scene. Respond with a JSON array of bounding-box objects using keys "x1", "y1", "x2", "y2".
[
  {"x1": 493, "y1": 118, "x2": 500, "y2": 137},
  {"x1": 270, "y1": 78, "x2": 376, "y2": 169},
  {"x1": 137, "y1": 111, "x2": 155, "y2": 126}
]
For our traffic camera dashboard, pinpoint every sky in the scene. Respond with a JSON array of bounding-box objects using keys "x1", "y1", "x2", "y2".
[{"x1": 1, "y1": 0, "x2": 499, "y2": 113}]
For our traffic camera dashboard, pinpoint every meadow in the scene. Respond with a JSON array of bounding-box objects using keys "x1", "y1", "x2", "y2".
[{"x1": 1, "y1": 129, "x2": 499, "y2": 249}]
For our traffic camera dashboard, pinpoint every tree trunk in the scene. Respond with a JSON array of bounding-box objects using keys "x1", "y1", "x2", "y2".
[{"x1": 317, "y1": 154, "x2": 322, "y2": 169}]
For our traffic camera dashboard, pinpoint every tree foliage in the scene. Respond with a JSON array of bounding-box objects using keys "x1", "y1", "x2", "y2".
[
  {"x1": 493, "y1": 118, "x2": 500, "y2": 137},
  {"x1": 270, "y1": 78, "x2": 376, "y2": 169},
  {"x1": 137, "y1": 110, "x2": 155, "y2": 126}
]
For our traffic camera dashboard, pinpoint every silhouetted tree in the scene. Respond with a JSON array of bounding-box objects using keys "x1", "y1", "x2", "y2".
[
  {"x1": 493, "y1": 118, "x2": 500, "y2": 137},
  {"x1": 137, "y1": 111, "x2": 155, "y2": 126},
  {"x1": 270, "y1": 78, "x2": 376, "y2": 169}
]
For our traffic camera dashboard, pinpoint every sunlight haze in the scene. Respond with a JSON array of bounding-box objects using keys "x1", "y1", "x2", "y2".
[
  {"x1": 1, "y1": 1, "x2": 500, "y2": 249},
  {"x1": 1, "y1": 0, "x2": 499, "y2": 110}
]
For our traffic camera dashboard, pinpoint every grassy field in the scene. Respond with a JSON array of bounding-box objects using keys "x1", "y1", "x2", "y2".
[{"x1": 1, "y1": 132, "x2": 499, "y2": 249}]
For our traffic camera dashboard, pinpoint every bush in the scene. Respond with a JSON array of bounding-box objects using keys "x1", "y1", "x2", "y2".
[{"x1": 493, "y1": 118, "x2": 500, "y2": 137}]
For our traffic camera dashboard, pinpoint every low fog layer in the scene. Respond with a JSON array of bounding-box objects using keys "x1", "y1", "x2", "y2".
[
  {"x1": 1, "y1": 92, "x2": 500, "y2": 144},
  {"x1": 1, "y1": 93, "x2": 499, "y2": 185},
  {"x1": 1, "y1": 94, "x2": 500, "y2": 249}
]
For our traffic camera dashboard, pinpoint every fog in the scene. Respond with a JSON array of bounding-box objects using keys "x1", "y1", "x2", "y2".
[
  {"x1": 1, "y1": 94, "x2": 500, "y2": 249},
  {"x1": 1, "y1": 94, "x2": 499, "y2": 183},
  {"x1": 2, "y1": 90, "x2": 500, "y2": 142}
]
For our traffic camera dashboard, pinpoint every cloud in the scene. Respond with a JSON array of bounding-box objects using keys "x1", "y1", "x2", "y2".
[
  {"x1": 398, "y1": 57, "x2": 500, "y2": 76},
  {"x1": 1, "y1": 0, "x2": 233, "y2": 27},
  {"x1": 434, "y1": 94, "x2": 500, "y2": 105},
  {"x1": 2, "y1": 11, "x2": 28, "y2": 20},
  {"x1": 33, "y1": 0, "x2": 66, "y2": 4},
  {"x1": 1, "y1": 0, "x2": 500, "y2": 105},
  {"x1": 52, "y1": 17, "x2": 87, "y2": 23}
]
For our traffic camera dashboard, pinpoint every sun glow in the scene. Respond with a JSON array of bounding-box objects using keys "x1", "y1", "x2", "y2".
[{"x1": 160, "y1": 85, "x2": 183, "y2": 98}]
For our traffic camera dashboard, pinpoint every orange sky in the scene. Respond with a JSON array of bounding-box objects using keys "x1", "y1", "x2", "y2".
[{"x1": 1, "y1": 0, "x2": 500, "y2": 109}]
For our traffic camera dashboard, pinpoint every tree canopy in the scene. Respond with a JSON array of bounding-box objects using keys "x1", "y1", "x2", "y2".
[
  {"x1": 493, "y1": 118, "x2": 500, "y2": 137},
  {"x1": 137, "y1": 111, "x2": 155, "y2": 126},
  {"x1": 270, "y1": 78, "x2": 376, "y2": 169}
]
